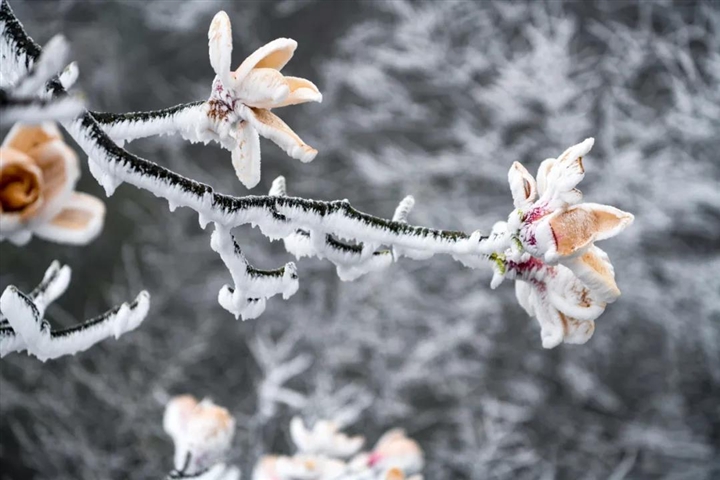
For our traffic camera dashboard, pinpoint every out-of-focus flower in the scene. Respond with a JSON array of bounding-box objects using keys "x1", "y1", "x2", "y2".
[
  {"x1": 0, "y1": 123, "x2": 105, "y2": 246},
  {"x1": 502, "y1": 138, "x2": 634, "y2": 348},
  {"x1": 252, "y1": 454, "x2": 347, "y2": 480},
  {"x1": 164, "y1": 395, "x2": 236, "y2": 476},
  {"x1": 204, "y1": 11, "x2": 322, "y2": 188},
  {"x1": 290, "y1": 417, "x2": 365, "y2": 458},
  {"x1": 351, "y1": 429, "x2": 424, "y2": 474}
]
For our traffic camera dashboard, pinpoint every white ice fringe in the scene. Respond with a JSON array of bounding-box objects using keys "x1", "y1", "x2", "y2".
[
  {"x1": 0, "y1": 261, "x2": 150, "y2": 361},
  {"x1": 0, "y1": 11, "x2": 84, "y2": 124}
]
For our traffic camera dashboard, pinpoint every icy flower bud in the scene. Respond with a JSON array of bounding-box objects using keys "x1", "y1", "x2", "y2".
[{"x1": 164, "y1": 395, "x2": 236, "y2": 476}]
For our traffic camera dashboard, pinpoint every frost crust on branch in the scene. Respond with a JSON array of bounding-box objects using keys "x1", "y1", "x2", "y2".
[
  {"x1": 0, "y1": 261, "x2": 150, "y2": 361},
  {"x1": 0, "y1": 0, "x2": 633, "y2": 347}
]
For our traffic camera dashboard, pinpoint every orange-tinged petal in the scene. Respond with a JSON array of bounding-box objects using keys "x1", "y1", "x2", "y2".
[
  {"x1": 272, "y1": 76, "x2": 322, "y2": 107},
  {"x1": 33, "y1": 192, "x2": 105, "y2": 245},
  {"x1": 549, "y1": 203, "x2": 633, "y2": 257},
  {"x1": 559, "y1": 312, "x2": 595, "y2": 345},
  {"x1": 26, "y1": 139, "x2": 80, "y2": 220},
  {"x1": 245, "y1": 107, "x2": 317, "y2": 163},
  {"x1": 233, "y1": 38, "x2": 297, "y2": 85},
  {"x1": 563, "y1": 246, "x2": 621, "y2": 303},
  {"x1": 1, "y1": 122, "x2": 62, "y2": 153},
  {"x1": 0, "y1": 147, "x2": 44, "y2": 220},
  {"x1": 231, "y1": 123, "x2": 262, "y2": 188}
]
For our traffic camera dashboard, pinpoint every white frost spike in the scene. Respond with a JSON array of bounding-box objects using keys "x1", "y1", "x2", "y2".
[
  {"x1": 392, "y1": 196, "x2": 415, "y2": 223},
  {"x1": 0, "y1": 262, "x2": 150, "y2": 361},
  {"x1": 92, "y1": 167, "x2": 122, "y2": 197},
  {"x1": 14, "y1": 34, "x2": 69, "y2": 97},
  {"x1": 199, "y1": 214, "x2": 211, "y2": 229},
  {"x1": 168, "y1": 200, "x2": 178, "y2": 212},
  {"x1": 269, "y1": 176, "x2": 287, "y2": 197},
  {"x1": 59, "y1": 62, "x2": 79, "y2": 90}
]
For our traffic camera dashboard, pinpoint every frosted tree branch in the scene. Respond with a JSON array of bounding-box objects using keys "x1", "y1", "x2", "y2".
[
  {"x1": 0, "y1": 261, "x2": 150, "y2": 361},
  {"x1": 0, "y1": 1, "x2": 634, "y2": 347}
]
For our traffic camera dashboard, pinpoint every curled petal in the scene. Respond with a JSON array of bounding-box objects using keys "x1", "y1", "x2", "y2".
[
  {"x1": 1, "y1": 122, "x2": 62, "y2": 151},
  {"x1": 234, "y1": 68, "x2": 291, "y2": 108},
  {"x1": 231, "y1": 123, "x2": 261, "y2": 188},
  {"x1": 208, "y1": 11, "x2": 234, "y2": 87},
  {"x1": 548, "y1": 203, "x2": 634, "y2": 258},
  {"x1": 26, "y1": 138, "x2": 80, "y2": 221},
  {"x1": 33, "y1": 192, "x2": 106, "y2": 245},
  {"x1": 544, "y1": 138, "x2": 593, "y2": 201},
  {"x1": 273, "y1": 77, "x2": 323, "y2": 107},
  {"x1": 233, "y1": 38, "x2": 297, "y2": 85},
  {"x1": 0, "y1": 148, "x2": 44, "y2": 221},
  {"x1": 245, "y1": 107, "x2": 317, "y2": 163},
  {"x1": 508, "y1": 161, "x2": 537, "y2": 209},
  {"x1": 515, "y1": 280, "x2": 535, "y2": 317},
  {"x1": 533, "y1": 296, "x2": 565, "y2": 349},
  {"x1": 536, "y1": 158, "x2": 555, "y2": 196},
  {"x1": 559, "y1": 313, "x2": 595, "y2": 345},
  {"x1": 562, "y1": 246, "x2": 621, "y2": 303}
]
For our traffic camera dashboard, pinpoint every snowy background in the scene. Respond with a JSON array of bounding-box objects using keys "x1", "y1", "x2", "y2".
[{"x1": 1, "y1": 0, "x2": 719, "y2": 478}]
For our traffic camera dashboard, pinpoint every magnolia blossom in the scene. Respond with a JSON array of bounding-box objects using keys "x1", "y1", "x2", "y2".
[
  {"x1": 203, "y1": 11, "x2": 322, "y2": 188},
  {"x1": 164, "y1": 395, "x2": 236, "y2": 476},
  {"x1": 350, "y1": 429, "x2": 424, "y2": 474},
  {"x1": 503, "y1": 138, "x2": 634, "y2": 348},
  {"x1": 0, "y1": 123, "x2": 105, "y2": 245},
  {"x1": 290, "y1": 417, "x2": 365, "y2": 458}
]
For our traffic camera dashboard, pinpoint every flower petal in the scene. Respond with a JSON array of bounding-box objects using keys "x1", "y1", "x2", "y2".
[
  {"x1": 33, "y1": 192, "x2": 105, "y2": 245},
  {"x1": 245, "y1": 107, "x2": 317, "y2": 163},
  {"x1": 562, "y1": 245, "x2": 621, "y2": 303},
  {"x1": 515, "y1": 280, "x2": 535, "y2": 317},
  {"x1": 549, "y1": 203, "x2": 633, "y2": 257},
  {"x1": 163, "y1": 395, "x2": 199, "y2": 440},
  {"x1": 0, "y1": 147, "x2": 44, "y2": 221},
  {"x1": 208, "y1": 11, "x2": 234, "y2": 87},
  {"x1": 1, "y1": 122, "x2": 62, "y2": 151},
  {"x1": 233, "y1": 38, "x2": 297, "y2": 85},
  {"x1": 508, "y1": 161, "x2": 537, "y2": 209},
  {"x1": 536, "y1": 158, "x2": 555, "y2": 196},
  {"x1": 231, "y1": 123, "x2": 262, "y2": 188},
  {"x1": 272, "y1": 77, "x2": 323, "y2": 107},
  {"x1": 234, "y1": 68, "x2": 290, "y2": 109},
  {"x1": 533, "y1": 297, "x2": 565, "y2": 349},
  {"x1": 559, "y1": 313, "x2": 595, "y2": 345},
  {"x1": 26, "y1": 138, "x2": 80, "y2": 221}
]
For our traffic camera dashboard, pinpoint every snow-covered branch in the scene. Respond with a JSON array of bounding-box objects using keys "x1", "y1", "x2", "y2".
[
  {"x1": 0, "y1": 8, "x2": 83, "y2": 124},
  {"x1": 0, "y1": 1, "x2": 634, "y2": 347},
  {"x1": 0, "y1": 261, "x2": 150, "y2": 361}
]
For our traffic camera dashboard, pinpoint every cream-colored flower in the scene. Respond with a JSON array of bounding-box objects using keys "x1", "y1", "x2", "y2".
[
  {"x1": 205, "y1": 11, "x2": 322, "y2": 189},
  {"x1": 0, "y1": 123, "x2": 105, "y2": 246},
  {"x1": 352, "y1": 429, "x2": 424, "y2": 474},
  {"x1": 290, "y1": 417, "x2": 365, "y2": 458},
  {"x1": 164, "y1": 395, "x2": 236, "y2": 476},
  {"x1": 508, "y1": 138, "x2": 633, "y2": 267},
  {"x1": 504, "y1": 138, "x2": 634, "y2": 348}
]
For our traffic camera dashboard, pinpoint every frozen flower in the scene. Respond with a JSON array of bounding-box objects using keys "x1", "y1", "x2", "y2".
[
  {"x1": 0, "y1": 123, "x2": 105, "y2": 246},
  {"x1": 204, "y1": 11, "x2": 322, "y2": 188},
  {"x1": 290, "y1": 417, "x2": 365, "y2": 458},
  {"x1": 508, "y1": 138, "x2": 633, "y2": 265},
  {"x1": 252, "y1": 454, "x2": 347, "y2": 480},
  {"x1": 503, "y1": 138, "x2": 634, "y2": 348},
  {"x1": 164, "y1": 395, "x2": 236, "y2": 476},
  {"x1": 351, "y1": 429, "x2": 424, "y2": 474}
]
